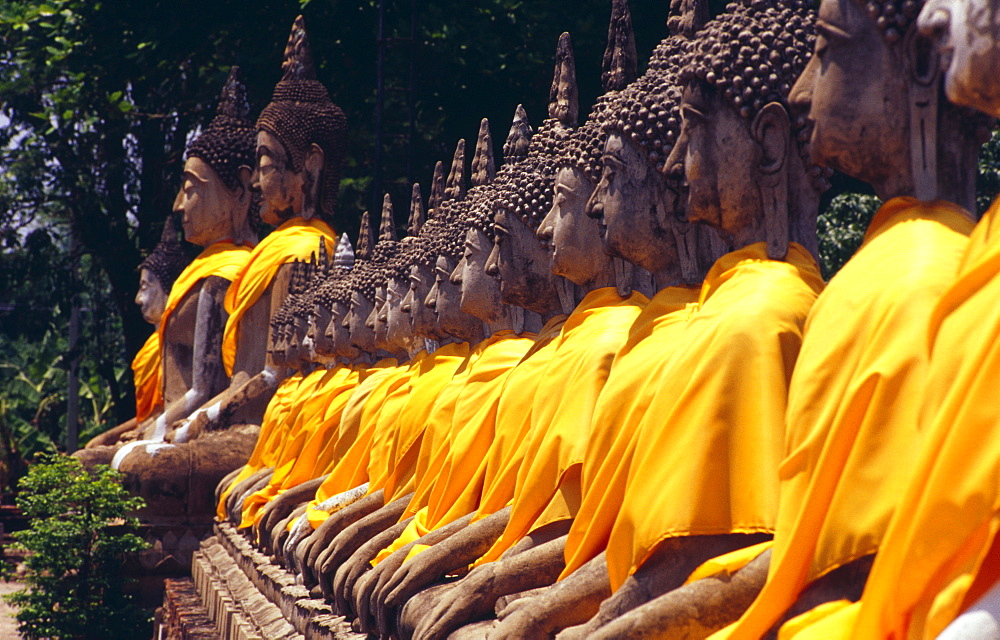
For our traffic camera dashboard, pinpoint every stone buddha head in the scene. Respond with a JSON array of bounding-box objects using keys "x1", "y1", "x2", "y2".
[
  {"x1": 269, "y1": 258, "x2": 313, "y2": 367},
  {"x1": 136, "y1": 224, "x2": 187, "y2": 325},
  {"x1": 345, "y1": 263, "x2": 380, "y2": 355},
  {"x1": 669, "y1": 0, "x2": 823, "y2": 257},
  {"x1": 254, "y1": 15, "x2": 347, "y2": 226},
  {"x1": 309, "y1": 233, "x2": 354, "y2": 360},
  {"x1": 429, "y1": 203, "x2": 484, "y2": 344},
  {"x1": 174, "y1": 67, "x2": 257, "y2": 248},
  {"x1": 918, "y1": 0, "x2": 1000, "y2": 117},
  {"x1": 384, "y1": 244, "x2": 423, "y2": 355},
  {"x1": 791, "y1": 0, "x2": 983, "y2": 207}
]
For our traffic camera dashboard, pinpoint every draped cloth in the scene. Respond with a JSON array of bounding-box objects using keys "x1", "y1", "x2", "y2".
[
  {"x1": 373, "y1": 331, "x2": 535, "y2": 564},
  {"x1": 304, "y1": 358, "x2": 402, "y2": 528},
  {"x1": 222, "y1": 217, "x2": 335, "y2": 375},
  {"x1": 132, "y1": 332, "x2": 163, "y2": 423},
  {"x1": 158, "y1": 240, "x2": 251, "y2": 349},
  {"x1": 215, "y1": 372, "x2": 305, "y2": 520},
  {"x1": 478, "y1": 288, "x2": 648, "y2": 565},
  {"x1": 778, "y1": 197, "x2": 1000, "y2": 640},
  {"x1": 599, "y1": 243, "x2": 822, "y2": 591},
  {"x1": 240, "y1": 365, "x2": 360, "y2": 528},
  {"x1": 470, "y1": 315, "x2": 568, "y2": 521},
  {"x1": 367, "y1": 343, "x2": 470, "y2": 502},
  {"x1": 562, "y1": 285, "x2": 701, "y2": 578},
  {"x1": 713, "y1": 199, "x2": 973, "y2": 640}
]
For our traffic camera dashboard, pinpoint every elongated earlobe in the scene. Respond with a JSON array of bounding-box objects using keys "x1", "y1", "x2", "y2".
[{"x1": 752, "y1": 103, "x2": 791, "y2": 259}]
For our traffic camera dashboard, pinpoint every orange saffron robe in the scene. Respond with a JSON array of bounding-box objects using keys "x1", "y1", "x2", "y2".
[
  {"x1": 222, "y1": 217, "x2": 335, "y2": 375},
  {"x1": 132, "y1": 332, "x2": 163, "y2": 423},
  {"x1": 215, "y1": 371, "x2": 305, "y2": 520},
  {"x1": 478, "y1": 288, "x2": 648, "y2": 565},
  {"x1": 714, "y1": 199, "x2": 973, "y2": 640},
  {"x1": 562, "y1": 284, "x2": 701, "y2": 578},
  {"x1": 602, "y1": 243, "x2": 823, "y2": 591},
  {"x1": 373, "y1": 330, "x2": 535, "y2": 562},
  {"x1": 776, "y1": 197, "x2": 1000, "y2": 640}
]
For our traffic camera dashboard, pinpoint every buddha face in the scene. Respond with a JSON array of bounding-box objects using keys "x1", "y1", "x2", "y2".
[
  {"x1": 429, "y1": 255, "x2": 480, "y2": 342},
  {"x1": 404, "y1": 263, "x2": 441, "y2": 341},
  {"x1": 385, "y1": 276, "x2": 417, "y2": 353},
  {"x1": 310, "y1": 301, "x2": 335, "y2": 358},
  {"x1": 174, "y1": 157, "x2": 248, "y2": 246},
  {"x1": 490, "y1": 206, "x2": 561, "y2": 315},
  {"x1": 588, "y1": 133, "x2": 684, "y2": 274},
  {"x1": 919, "y1": 0, "x2": 1000, "y2": 117},
  {"x1": 458, "y1": 227, "x2": 505, "y2": 323},
  {"x1": 287, "y1": 314, "x2": 311, "y2": 365},
  {"x1": 346, "y1": 290, "x2": 377, "y2": 353},
  {"x1": 135, "y1": 268, "x2": 168, "y2": 326},
  {"x1": 269, "y1": 325, "x2": 290, "y2": 366},
  {"x1": 538, "y1": 166, "x2": 606, "y2": 286},
  {"x1": 372, "y1": 285, "x2": 390, "y2": 349},
  {"x1": 675, "y1": 82, "x2": 767, "y2": 243},
  {"x1": 790, "y1": 0, "x2": 911, "y2": 189},
  {"x1": 254, "y1": 130, "x2": 308, "y2": 225},
  {"x1": 325, "y1": 302, "x2": 359, "y2": 359}
]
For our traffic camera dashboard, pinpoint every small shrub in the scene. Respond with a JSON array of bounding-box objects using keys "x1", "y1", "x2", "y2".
[{"x1": 3, "y1": 454, "x2": 151, "y2": 640}]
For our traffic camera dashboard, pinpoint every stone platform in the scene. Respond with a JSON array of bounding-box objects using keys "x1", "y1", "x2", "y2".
[{"x1": 158, "y1": 522, "x2": 368, "y2": 640}]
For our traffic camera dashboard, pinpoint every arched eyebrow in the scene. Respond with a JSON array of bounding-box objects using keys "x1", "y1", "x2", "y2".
[{"x1": 816, "y1": 18, "x2": 851, "y2": 41}]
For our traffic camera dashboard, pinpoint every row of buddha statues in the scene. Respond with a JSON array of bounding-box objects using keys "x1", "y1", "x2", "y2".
[{"x1": 77, "y1": 0, "x2": 1000, "y2": 635}]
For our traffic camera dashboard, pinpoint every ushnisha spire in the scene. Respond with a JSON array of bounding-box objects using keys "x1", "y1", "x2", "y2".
[
  {"x1": 428, "y1": 161, "x2": 446, "y2": 214},
  {"x1": 668, "y1": 0, "x2": 710, "y2": 39},
  {"x1": 471, "y1": 119, "x2": 496, "y2": 187},
  {"x1": 407, "y1": 183, "x2": 426, "y2": 236},
  {"x1": 503, "y1": 104, "x2": 532, "y2": 164},
  {"x1": 548, "y1": 32, "x2": 579, "y2": 127},
  {"x1": 444, "y1": 139, "x2": 467, "y2": 203},
  {"x1": 378, "y1": 194, "x2": 397, "y2": 242},
  {"x1": 356, "y1": 210, "x2": 375, "y2": 261},
  {"x1": 185, "y1": 66, "x2": 256, "y2": 192},
  {"x1": 334, "y1": 233, "x2": 355, "y2": 269},
  {"x1": 602, "y1": 0, "x2": 638, "y2": 92},
  {"x1": 280, "y1": 14, "x2": 317, "y2": 82}
]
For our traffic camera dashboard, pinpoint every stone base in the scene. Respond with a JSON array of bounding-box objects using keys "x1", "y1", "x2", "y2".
[{"x1": 178, "y1": 522, "x2": 367, "y2": 640}]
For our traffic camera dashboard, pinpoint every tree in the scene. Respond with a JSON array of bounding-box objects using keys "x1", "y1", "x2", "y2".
[{"x1": 4, "y1": 454, "x2": 150, "y2": 639}]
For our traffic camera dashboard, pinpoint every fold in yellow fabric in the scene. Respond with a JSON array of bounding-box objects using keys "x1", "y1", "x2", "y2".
[
  {"x1": 305, "y1": 358, "x2": 402, "y2": 528},
  {"x1": 132, "y1": 332, "x2": 163, "y2": 423},
  {"x1": 478, "y1": 288, "x2": 648, "y2": 565},
  {"x1": 603, "y1": 243, "x2": 823, "y2": 592},
  {"x1": 158, "y1": 240, "x2": 252, "y2": 355},
  {"x1": 562, "y1": 285, "x2": 700, "y2": 578},
  {"x1": 470, "y1": 315, "x2": 568, "y2": 521},
  {"x1": 215, "y1": 372, "x2": 305, "y2": 520},
  {"x1": 373, "y1": 331, "x2": 534, "y2": 564},
  {"x1": 222, "y1": 218, "x2": 335, "y2": 375},
  {"x1": 367, "y1": 343, "x2": 470, "y2": 502},
  {"x1": 718, "y1": 198, "x2": 973, "y2": 640}
]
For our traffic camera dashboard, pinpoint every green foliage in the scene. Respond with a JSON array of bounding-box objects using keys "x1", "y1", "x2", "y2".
[
  {"x1": 3, "y1": 454, "x2": 150, "y2": 640},
  {"x1": 977, "y1": 128, "x2": 1000, "y2": 216},
  {"x1": 817, "y1": 192, "x2": 880, "y2": 280}
]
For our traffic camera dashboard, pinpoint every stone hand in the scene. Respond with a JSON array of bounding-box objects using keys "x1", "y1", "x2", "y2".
[{"x1": 410, "y1": 564, "x2": 497, "y2": 640}]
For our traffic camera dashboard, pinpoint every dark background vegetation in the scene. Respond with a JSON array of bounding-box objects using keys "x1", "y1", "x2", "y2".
[{"x1": 0, "y1": 0, "x2": 997, "y2": 497}]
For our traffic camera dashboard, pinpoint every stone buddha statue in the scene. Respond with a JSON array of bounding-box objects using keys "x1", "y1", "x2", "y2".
[{"x1": 183, "y1": 15, "x2": 345, "y2": 440}]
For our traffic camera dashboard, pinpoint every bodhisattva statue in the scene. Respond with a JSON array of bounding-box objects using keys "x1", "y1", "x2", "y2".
[
  {"x1": 82, "y1": 67, "x2": 255, "y2": 461},
  {"x1": 481, "y1": 2, "x2": 825, "y2": 638},
  {"x1": 169, "y1": 14, "x2": 344, "y2": 444},
  {"x1": 723, "y1": 0, "x2": 997, "y2": 638}
]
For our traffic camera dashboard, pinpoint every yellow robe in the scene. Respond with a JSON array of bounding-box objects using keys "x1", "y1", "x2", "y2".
[
  {"x1": 158, "y1": 240, "x2": 251, "y2": 349},
  {"x1": 132, "y1": 332, "x2": 163, "y2": 423},
  {"x1": 561, "y1": 285, "x2": 701, "y2": 579},
  {"x1": 367, "y1": 343, "x2": 470, "y2": 502},
  {"x1": 215, "y1": 371, "x2": 305, "y2": 519},
  {"x1": 715, "y1": 199, "x2": 973, "y2": 639},
  {"x1": 468, "y1": 315, "x2": 568, "y2": 522},
  {"x1": 305, "y1": 359, "x2": 402, "y2": 528},
  {"x1": 782, "y1": 197, "x2": 1000, "y2": 640},
  {"x1": 478, "y1": 288, "x2": 648, "y2": 565},
  {"x1": 238, "y1": 366, "x2": 333, "y2": 527},
  {"x1": 240, "y1": 365, "x2": 360, "y2": 527},
  {"x1": 603, "y1": 243, "x2": 823, "y2": 591},
  {"x1": 374, "y1": 331, "x2": 535, "y2": 562},
  {"x1": 222, "y1": 217, "x2": 335, "y2": 375}
]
